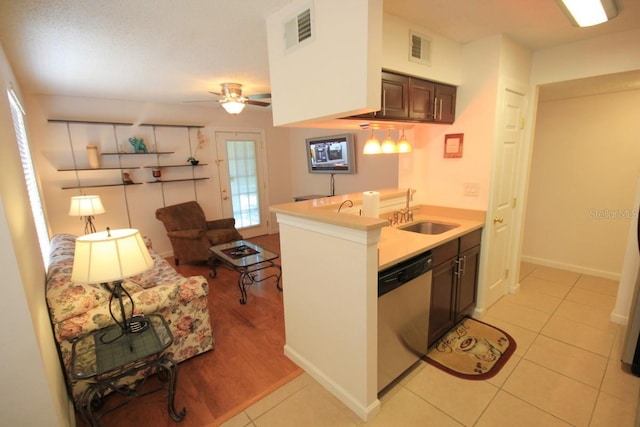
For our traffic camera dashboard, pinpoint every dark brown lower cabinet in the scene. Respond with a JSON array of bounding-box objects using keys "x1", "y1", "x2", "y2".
[{"x1": 428, "y1": 229, "x2": 482, "y2": 347}]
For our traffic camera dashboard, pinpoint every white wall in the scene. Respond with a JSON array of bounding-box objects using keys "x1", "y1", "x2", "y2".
[
  {"x1": 0, "y1": 45, "x2": 68, "y2": 426},
  {"x1": 266, "y1": 0, "x2": 383, "y2": 126},
  {"x1": 520, "y1": 28, "x2": 640, "y2": 321},
  {"x1": 531, "y1": 29, "x2": 640, "y2": 86},
  {"x1": 522, "y1": 89, "x2": 640, "y2": 277},
  {"x1": 278, "y1": 215, "x2": 381, "y2": 420},
  {"x1": 519, "y1": 28, "x2": 640, "y2": 278},
  {"x1": 399, "y1": 34, "x2": 504, "y2": 211},
  {"x1": 382, "y1": 13, "x2": 462, "y2": 85}
]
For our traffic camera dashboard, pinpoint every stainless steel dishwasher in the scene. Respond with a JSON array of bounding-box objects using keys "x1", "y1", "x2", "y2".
[{"x1": 378, "y1": 250, "x2": 433, "y2": 392}]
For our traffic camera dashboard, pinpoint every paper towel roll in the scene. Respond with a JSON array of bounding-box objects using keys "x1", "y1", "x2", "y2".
[{"x1": 362, "y1": 191, "x2": 380, "y2": 218}]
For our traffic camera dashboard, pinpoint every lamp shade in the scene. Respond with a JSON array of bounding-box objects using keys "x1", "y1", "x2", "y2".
[
  {"x1": 397, "y1": 130, "x2": 412, "y2": 153},
  {"x1": 363, "y1": 131, "x2": 381, "y2": 154},
  {"x1": 221, "y1": 100, "x2": 246, "y2": 114},
  {"x1": 71, "y1": 229, "x2": 153, "y2": 284},
  {"x1": 380, "y1": 131, "x2": 397, "y2": 154},
  {"x1": 69, "y1": 195, "x2": 105, "y2": 217}
]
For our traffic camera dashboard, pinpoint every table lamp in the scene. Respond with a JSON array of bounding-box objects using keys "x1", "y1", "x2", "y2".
[
  {"x1": 72, "y1": 228, "x2": 154, "y2": 337},
  {"x1": 69, "y1": 195, "x2": 105, "y2": 234}
]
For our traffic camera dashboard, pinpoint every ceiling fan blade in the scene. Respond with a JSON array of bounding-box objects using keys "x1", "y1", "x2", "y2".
[
  {"x1": 184, "y1": 99, "x2": 217, "y2": 103},
  {"x1": 247, "y1": 93, "x2": 272, "y2": 100},
  {"x1": 245, "y1": 100, "x2": 271, "y2": 107},
  {"x1": 246, "y1": 93, "x2": 271, "y2": 99},
  {"x1": 208, "y1": 91, "x2": 223, "y2": 97}
]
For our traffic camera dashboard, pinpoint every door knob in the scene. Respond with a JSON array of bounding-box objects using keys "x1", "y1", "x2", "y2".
[{"x1": 493, "y1": 217, "x2": 504, "y2": 224}]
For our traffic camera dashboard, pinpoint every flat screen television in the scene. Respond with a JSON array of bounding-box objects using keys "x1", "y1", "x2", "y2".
[{"x1": 306, "y1": 133, "x2": 356, "y2": 174}]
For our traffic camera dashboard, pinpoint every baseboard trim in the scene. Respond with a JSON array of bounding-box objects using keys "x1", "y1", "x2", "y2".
[
  {"x1": 509, "y1": 281, "x2": 521, "y2": 294},
  {"x1": 611, "y1": 311, "x2": 629, "y2": 326},
  {"x1": 284, "y1": 344, "x2": 380, "y2": 422},
  {"x1": 520, "y1": 255, "x2": 620, "y2": 281}
]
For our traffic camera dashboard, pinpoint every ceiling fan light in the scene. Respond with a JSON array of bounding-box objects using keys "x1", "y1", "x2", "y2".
[
  {"x1": 363, "y1": 131, "x2": 381, "y2": 154},
  {"x1": 221, "y1": 100, "x2": 245, "y2": 114},
  {"x1": 558, "y1": 0, "x2": 616, "y2": 27}
]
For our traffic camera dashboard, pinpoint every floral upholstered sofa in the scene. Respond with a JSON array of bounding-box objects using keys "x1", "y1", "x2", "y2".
[{"x1": 45, "y1": 233, "x2": 214, "y2": 407}]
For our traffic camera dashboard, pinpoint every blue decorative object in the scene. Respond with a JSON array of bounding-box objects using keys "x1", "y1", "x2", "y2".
[{"x1": 128, "y1": 137, "x2": 148, "y2": 153}]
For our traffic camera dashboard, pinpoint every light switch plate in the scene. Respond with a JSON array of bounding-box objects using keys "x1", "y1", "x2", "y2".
[{"x1": 463, "y1": 182, "x2": 479, "y2": 197}]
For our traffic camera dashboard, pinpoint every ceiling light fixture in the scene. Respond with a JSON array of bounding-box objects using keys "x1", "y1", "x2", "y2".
[
  {"x1": 363, "y1": 130, "x2": 381, "y2": 154},
  {"x1": 397, "y1": 130, "x2": 412, "y2": 153},
  {"x1": 221, "y1": 100, "x2": 246, "y2": 115},
  {"x1": 381, "y1": 130, "x2": 397, "y2": 154},
  {"x1": 557, "y1": 0, "x2": 618, "y2": 27}
]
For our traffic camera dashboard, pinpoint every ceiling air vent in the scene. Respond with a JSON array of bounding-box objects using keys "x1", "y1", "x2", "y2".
[
  {"x1": 284, "y1": 5, "x2": 314, "y2": 51},
  {"x1": 409, "y1": 30, "x2": 431, "y2": 66}
]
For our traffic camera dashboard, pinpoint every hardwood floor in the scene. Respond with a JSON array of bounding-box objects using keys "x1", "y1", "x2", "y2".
[{"x1": 76, "y1": 234, "x2": 302, "y2": 427}]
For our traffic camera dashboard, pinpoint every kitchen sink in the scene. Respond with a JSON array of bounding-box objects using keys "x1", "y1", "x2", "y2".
[{"x1": 399, "y1": 221, "x2": 459, "y2": 235}]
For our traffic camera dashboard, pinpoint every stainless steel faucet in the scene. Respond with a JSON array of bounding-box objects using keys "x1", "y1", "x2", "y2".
[
  {"x1": 398, "y1": 188, "x2": 412, "y2": 223},
  {"x1": 389, "y1": 189, "x2": 414, "y2": 225}
]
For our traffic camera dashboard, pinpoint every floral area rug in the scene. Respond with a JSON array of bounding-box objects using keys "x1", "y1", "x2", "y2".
[{"x1": 425, "y1": 317, "x2": 516, "y2": 380}]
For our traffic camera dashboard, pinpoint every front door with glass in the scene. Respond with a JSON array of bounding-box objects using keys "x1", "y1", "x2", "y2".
[{"x1": 214, "y1": 131, "x2": 268, "y2": 238}]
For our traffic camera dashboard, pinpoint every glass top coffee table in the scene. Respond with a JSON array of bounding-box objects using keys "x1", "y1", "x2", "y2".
[{"x1": 208, "y1": 240, "x2": 282, "y2": 304}]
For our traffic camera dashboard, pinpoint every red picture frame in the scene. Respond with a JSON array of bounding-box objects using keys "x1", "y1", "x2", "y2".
[{"x1": 444, "y1": 133, "x2": 464, "y2": 158}]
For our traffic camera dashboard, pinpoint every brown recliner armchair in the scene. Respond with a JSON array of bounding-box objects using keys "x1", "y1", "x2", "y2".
[{"x1": 155, "y1": 201, "x2": 242, "y2": 265}]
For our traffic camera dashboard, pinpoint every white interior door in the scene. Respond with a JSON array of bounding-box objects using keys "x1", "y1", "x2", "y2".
[
  {"x1": 215, "y1": 131, "x2": 269, "y2": 238},
  {"x1": 485, "y1": 89, "x2": 525, "y2": 308}
]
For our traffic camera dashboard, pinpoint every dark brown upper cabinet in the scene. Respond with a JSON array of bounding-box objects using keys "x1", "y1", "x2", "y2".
[{"x1": 350, "y1": 70, "x2": 456, "y2": 124}]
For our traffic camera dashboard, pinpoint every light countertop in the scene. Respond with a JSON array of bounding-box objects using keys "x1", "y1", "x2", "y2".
[
  {"x1": 270, "y1": 190, "x2": 486, "y2": 270},
  {"x1": 378, "y1": 205, "x2": 485, "y2": 270},
  {"x1": 270, "y1": 189, "x2": 402, "y2": 230}
]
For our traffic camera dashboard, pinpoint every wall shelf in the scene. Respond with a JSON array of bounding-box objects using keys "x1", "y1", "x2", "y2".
[
  {"x1": 53, "y1": 119, "x2": 211, "y2": 199},
  {"x1": 58, "y1": 167, "x2": 140, "y2": 171},
  {"x1": 142, "y1": 164, "x2": 208, "y2": 168},
  {"x1": 48, "y1": 119, "x2": 133, "y2": 126},
  {"x1": 61, "y1": 183, "x2": 143, "y2": 190},
  {"x1": 139, "y1": 123, "x2": 205, "y2": 129},
  {"x1": 101, "y1": 151, "x2": 174, "y2": 156},
  {"x1": 146, "y1": 178, "x2": 209, "y2": 184}
]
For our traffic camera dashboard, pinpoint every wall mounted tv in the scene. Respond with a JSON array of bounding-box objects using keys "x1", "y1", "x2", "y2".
[{"x1": 306, "y1": 133, "x2": 356, "y2": 174}]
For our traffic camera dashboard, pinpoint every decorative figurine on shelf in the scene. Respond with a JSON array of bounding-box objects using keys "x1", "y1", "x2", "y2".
[
  {"x1": 128, "y1": 137, "x2": 148, "y2": 153},
  {"x1": 121, "y1": 171, "x2": 134, "y2": 184},
  {"x1": 186, "y1": 129, "x2": 207, "y2": 165}
]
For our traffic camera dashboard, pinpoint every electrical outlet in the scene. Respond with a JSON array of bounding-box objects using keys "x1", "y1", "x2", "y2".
[{"x1": 463, "y1": 182, "x2": 479, "y2": 197}]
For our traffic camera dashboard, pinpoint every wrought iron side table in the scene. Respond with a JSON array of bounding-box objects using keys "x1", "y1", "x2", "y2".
[
  {"x1": 208, "y1": 239, "x2": 282, "y2": 304},
  {"x1": 70, "y1": 314, "x2": 186, "y2": 426}
]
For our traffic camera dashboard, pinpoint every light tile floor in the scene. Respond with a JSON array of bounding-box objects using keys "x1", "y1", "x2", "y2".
[{"x1": 220, "y1": 263, "x2": 640, "y2": 427}]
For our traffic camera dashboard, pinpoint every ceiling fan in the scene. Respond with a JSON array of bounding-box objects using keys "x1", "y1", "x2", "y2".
[{"x1": 207, "y1": 82, "x2": 271, "y2": 114}]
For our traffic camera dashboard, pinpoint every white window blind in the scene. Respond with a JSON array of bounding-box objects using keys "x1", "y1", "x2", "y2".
[{"x1": 8, "y1": 89, "x2": 50, "y2": 262}]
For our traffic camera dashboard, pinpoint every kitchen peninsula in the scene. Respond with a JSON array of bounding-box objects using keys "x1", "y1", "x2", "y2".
[{"x1": 270, "y1": 189, "x2": 485, "y2": 421}]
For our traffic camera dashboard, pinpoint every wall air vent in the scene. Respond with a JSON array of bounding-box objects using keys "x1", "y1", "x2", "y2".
[
  {"x1": 284, "y1": 5, "x2": 314, "y2": 51},
  {"x1": 409, "y1": 30, "x2": 432, "y2": 66}
]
